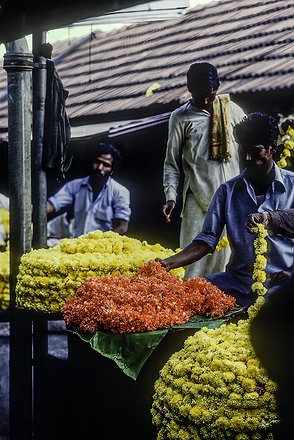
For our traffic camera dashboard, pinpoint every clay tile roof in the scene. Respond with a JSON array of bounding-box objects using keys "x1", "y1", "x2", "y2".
[{"x1": 0, "y1": 0, "x2": 293, "y2": 128}]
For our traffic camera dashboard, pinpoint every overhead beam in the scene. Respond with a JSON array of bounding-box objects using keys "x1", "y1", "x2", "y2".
[{"x1": 0, "y1": 0, "x2": 146, "y2": 43}]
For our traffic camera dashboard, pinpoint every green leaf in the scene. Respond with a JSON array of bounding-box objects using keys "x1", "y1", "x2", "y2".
[{"x1": 70, "y1": 305, "x2": 245, "y2": 380}]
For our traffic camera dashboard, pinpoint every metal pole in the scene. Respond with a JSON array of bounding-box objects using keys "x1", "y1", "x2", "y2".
[
  {"x1": 4, "y1": 39, "x2": 34, "y2": 440},
  {"x1": 31, "y1": 32, "x2": 49, "y2": 440},
  {"x1": 32, "y1": 31, "x2": 47, "y2": 250}
]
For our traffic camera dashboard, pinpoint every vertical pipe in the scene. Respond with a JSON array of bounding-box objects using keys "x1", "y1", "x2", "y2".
[
  {"x1": 31, "y1": 32, "x2": 49, "y2": 440},
  {"x1": 32, "y1": 31, "x2": 47, "y2": 250},
  {"x1": 4, "y1": 39, "x2": 34, "y2": 440}
]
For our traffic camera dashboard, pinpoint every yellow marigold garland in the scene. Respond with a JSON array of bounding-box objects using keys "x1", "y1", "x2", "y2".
[
  {"x1": 151, "y1": 225, "x2": 278, "y2": 439},
  {"x1": 15, "y1": 230, "x2": 184, "y2": 313},
  {"x1": 277, "y1": 117, "x2": 294, "y2": 169},
  {"x1": 250, "y1": 224, "x2": 268, "y2": 299}
]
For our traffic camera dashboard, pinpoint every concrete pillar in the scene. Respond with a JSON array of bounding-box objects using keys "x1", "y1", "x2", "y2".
[{"x1": 4, "y1": 37, "x2": 34, "y2": 440}]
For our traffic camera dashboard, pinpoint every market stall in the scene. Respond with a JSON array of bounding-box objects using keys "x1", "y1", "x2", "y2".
[{"x1": 12, "y1": 230, "x2": 244, "y2": 439}]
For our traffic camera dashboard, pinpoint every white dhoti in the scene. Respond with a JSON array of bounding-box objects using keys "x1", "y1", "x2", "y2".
[{"x1": 179, "y1": 192, "x2": 230, "y2": 279}]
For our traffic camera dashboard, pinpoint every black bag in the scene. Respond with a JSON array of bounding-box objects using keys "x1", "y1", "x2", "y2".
[{"x1": 43, "y1": 59, "x2": 72, "y2": 178}]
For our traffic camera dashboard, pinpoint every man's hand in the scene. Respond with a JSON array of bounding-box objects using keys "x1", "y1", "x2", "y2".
[
  {"x1": 155, "y1": 257, "x2": 171, "y2": 271},
  {"x1": 246, "y1": 212, "x2": 270, "y2": 233},
  {"x1": 270, "y1": 270, "x2": 293, "y2": 286},
  {"x1": 47, "y1": 201, "x2": 55, "y2": 214},
  {"x1": 162, "y1": 200, "x2": 176, "y2": 223},
  {"x1": 112, "y1": 218, "x2": 128, "y2": 235},
  {"x1": 155, "y1": 241, "x2": 211, "y2": 272}
]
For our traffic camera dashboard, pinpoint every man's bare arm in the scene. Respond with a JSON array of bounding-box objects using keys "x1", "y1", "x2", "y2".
[
  {"x1": 47, "y1": 201, "x2": 55, "y2": 214},
  {"x1": 157, "y1": 241, "x2": 212, "y2": 271}
]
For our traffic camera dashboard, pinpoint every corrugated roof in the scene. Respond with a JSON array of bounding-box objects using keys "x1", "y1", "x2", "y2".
[{"x1": 0, "y1": 0, "x2": 293, "y2": 128}]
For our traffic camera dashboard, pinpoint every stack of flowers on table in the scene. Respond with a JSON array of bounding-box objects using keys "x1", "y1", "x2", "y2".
[
  {"x1": 62, "y1": 261, "x2": 236, "y2": 334},
  {"x1": 15, "y1": 230, "x2": 185, "y2": 313},
  {"x1": 151, "y1": 224, "x2": 278, "y2": 440}
]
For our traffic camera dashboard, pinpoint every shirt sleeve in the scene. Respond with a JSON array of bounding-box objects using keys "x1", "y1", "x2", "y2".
[
  {"x1": 193, "y1": 184, "x2": 227, "y2": 250},
  {"x1": 48, "y1": 182, "x2": 74, "y2": 212},
  {"x1": 112, "y1": 185, "x2": 131, "y2": 222},
  {"x1": 163, "y1": 111, "x2": 184, "y2": 203},
  {"x1": 268, "y1": 209, "x2": 294, "y2": 238},
  {"x1": 230, "y1": 101, "x2": 246, "y2": 125},
  {"x1": 0, "y1": 194, "x2": 9, "y2": 210}
]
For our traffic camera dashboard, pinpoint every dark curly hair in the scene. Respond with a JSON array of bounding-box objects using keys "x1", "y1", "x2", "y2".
[
  {"x1": 234, "y1": 113, "x2": 279, "y2": 148},
  {"x1": 187, "y1": 62, "x2": 220, "y2": 92}
]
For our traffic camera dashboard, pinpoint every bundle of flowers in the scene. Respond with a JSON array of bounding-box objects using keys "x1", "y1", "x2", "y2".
[
  {"x1": 62, "y1": 261, "x2": 236, "y2": 334},
  {"x1": 277, "y1": 115, "x2": 294, "y2": 169},
  {"x1": 151, "y1": 225, "x2": 278, "y2": 439},
  {"x1": 15, "y1": 230, "x2": 184, "y2": 313},
  {"x1": 0, "y1": 247, "x2": 9, "y2": 310}
]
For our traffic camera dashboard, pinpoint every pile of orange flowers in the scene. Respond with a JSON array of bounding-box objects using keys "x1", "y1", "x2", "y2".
[{"x1": 62, "y1": 261, "x2": 235, "y2": 334}]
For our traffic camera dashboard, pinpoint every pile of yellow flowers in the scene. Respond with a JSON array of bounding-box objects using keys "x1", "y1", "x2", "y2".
[
  {"x1": 0, "y1": 209, "x2": 9, "y2": 235},
  {"x1": 0, "y1": 246, "x2": 9, "y2": 310},
  {"x1": 0, "y1": 208, "x2": 9, "y2": 246},
  {"x1": 152, "y1": 225, "x2": 278, "y2": 439},
  {"x1": 15, "y1": 230, "x2": 184, "y2": 313}
]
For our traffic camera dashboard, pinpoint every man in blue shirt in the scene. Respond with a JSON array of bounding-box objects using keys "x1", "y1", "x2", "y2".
[
  {"x1": 157, "y1": 113, "x2": 294, "y2": 306},
  {"x1": 47, "y1": 143, "x2": 131, "y2": 238}
]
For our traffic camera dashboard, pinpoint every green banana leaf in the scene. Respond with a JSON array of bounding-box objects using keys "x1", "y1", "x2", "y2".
[{"x1": 70, "y1": 304, "x2": 245, "y2": 380}]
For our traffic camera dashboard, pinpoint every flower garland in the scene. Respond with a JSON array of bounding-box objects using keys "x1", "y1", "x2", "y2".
[
  {"x1": 15, "y1": 230, "x2": 185, "y2": 313},
  {"x1": 247, "y1": 224, "x2": 268, "y2": 319},
  {"x1": 151, "y1": 225, "x2": 278, "y2": 439},
  {"x1": 62, "y1": 261, "x2": 236, "y2": 334},
  {"x1": 277, "y1": 116, "x2": 294, "y2": 169}
]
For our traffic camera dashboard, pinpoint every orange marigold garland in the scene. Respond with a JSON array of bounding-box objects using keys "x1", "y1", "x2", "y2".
[{"x1": 62, "y1": 261, "x2": 235, "y2": 334}]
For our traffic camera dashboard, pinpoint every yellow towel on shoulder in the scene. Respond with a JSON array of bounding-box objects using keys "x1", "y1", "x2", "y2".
[{"x1": 210, "y1": 94, "x2": 232, "y2": 162}]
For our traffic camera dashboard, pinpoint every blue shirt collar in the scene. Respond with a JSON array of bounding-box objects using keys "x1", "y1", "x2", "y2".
[
  {"x1": 241, "y1": 162, "x2": 286, "y2": 193},
  {"x1": 82, "y1": 175, "x2": 111, "y2": 190}
]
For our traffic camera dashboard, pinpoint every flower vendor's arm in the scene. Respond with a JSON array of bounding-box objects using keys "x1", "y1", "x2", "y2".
[
  {"x1": 267, "y1": 209, "x2": 294, "y2": 238},
  {"x1": 162, "y1": 112, "x2": 184, "y2": 222},
  {"x1": 157, "y1": 240, "x2": 212, "y2": 271},
  {"x1": 246, "y1": 209, "x2": 294, "y2": 237},
  {"x1": 47, "y1": 181, "x2": 75, "y2": 214},
  {"x1": 112, "y1": 219, "x2": 128, "y2": 235},
  {"x1": 159, "y1": 184, "x2": 227, "y2": 271},
  {"x1": 112, "y1": 183, "x2": 131, "y2": 235}
]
